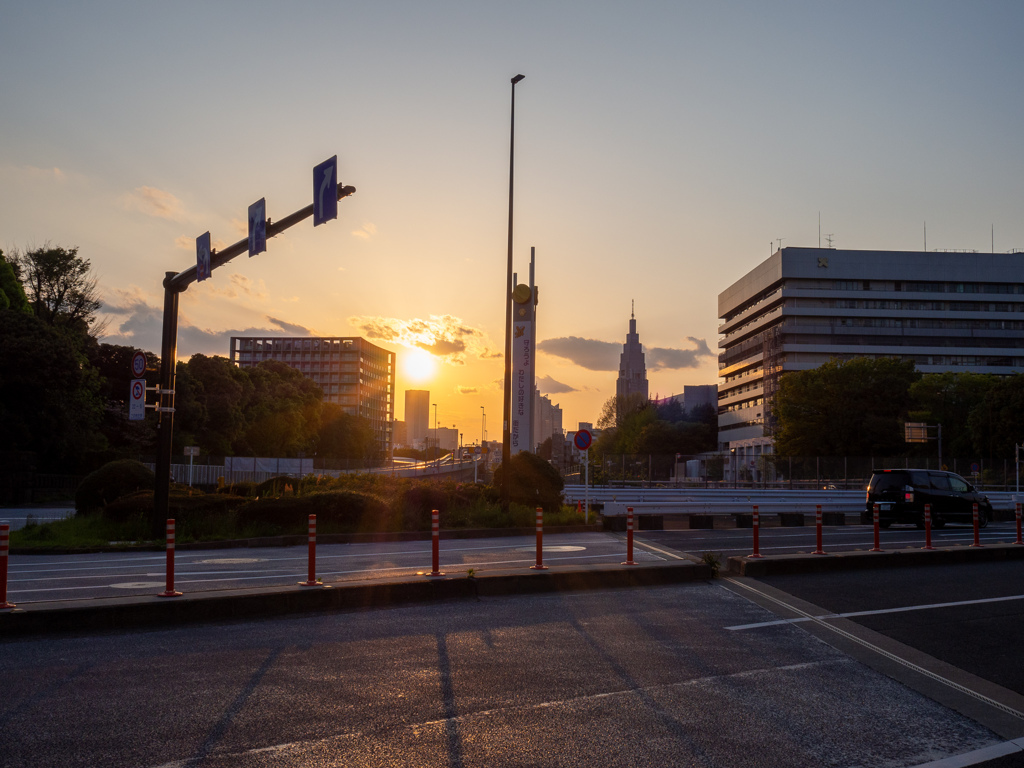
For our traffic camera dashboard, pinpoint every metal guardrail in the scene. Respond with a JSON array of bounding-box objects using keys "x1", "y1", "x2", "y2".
[{"x1": 564, "y1": 485, "x2": 1021, "y2": 515}]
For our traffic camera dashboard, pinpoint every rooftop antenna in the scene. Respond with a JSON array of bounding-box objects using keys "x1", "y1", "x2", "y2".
[
  {"x1": 992, "y1": 224, "x2": 995, "y2": 253},
  {"x1": 924, "y1": 221, "x2": 927, "y2": 252},
  {"x1": 825, "y1": 233, "x2": 835, "y2": 249},
  {"x1": 776, "y1": 237, "x2": 785, "y2": 250},
  {"x1": 818, "y1": 212, "x2": 821, "y2": 248},
  {"x1": 631, "y1": 299, "x2": 634, "y2": 319}
]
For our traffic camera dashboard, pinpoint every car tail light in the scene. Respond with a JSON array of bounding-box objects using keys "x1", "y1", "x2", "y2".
[{"x1": 904, "y1": 485, "x2": 914, "y2": 503}]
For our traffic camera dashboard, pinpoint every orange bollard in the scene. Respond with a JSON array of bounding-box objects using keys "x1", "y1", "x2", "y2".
[
  {"x1": 970, "y1": 503, "x2": 982, "y2": 547},
  {"x1": 749, "y1": 505, "x2": 763, "y2": 558},
  {"x1": 299, "y1": 514, "x2": 320, "y2": 586},
  {"x1": 622, "y1": 507, "x2": 637, "y2": 565},
  {"x1": 870, "y1": 503, "x2": 882, "y2": 552},
  {"x1": 158, "y1": 519, "x2": 183, "y2": 597},
  {"x1": 813, "y1": 504, "x2": 826, "y2": 555},
  {"x1": 427, "y1": 509, "x2": 445, "y2": 577},
  {"x1": 531, "y1": 507, "x2": 548, "y2": 570},
  {"x1": 922, "y1": 504, "x2": 935, "y2": 550},
  {"x1": 0, "y1": 523, "x2": 14, "y2": 609},
  {"x1": 1016, "y1": 503, "x2": 1023, "y2": 546}
]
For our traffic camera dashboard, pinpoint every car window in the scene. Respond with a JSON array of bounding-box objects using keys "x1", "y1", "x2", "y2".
[
  {"x1": 869, "y1": 473, "x2": 906, "y2": 492},
  {"x1": 948, "y1": 476, "x2": 969, "y2": 493},
  {"x1": 929, "y1": 472, "x2": 950, "y2": 490},
  {"x1": 909, "y1": 470, "x2": 930, "y2": 487}
]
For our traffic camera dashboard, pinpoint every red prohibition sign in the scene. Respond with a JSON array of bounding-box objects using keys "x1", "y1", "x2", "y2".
[
  {"x1": 574, "y1": 429, "x2": 592, "y2": 451},
  {"x1": 132, "y1": 381, "x2": 144, "y2": 399}
]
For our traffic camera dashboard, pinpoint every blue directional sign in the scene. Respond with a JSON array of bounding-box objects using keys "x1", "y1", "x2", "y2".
[
  {"x1": 313, "y1": 155, "x2": 338, "y2": 226},
  {"x1": 248, "y1": 198, "x2": 267, "y2": 256},
  {"x1": 196, "y1": 232, "x2": 212, "y2": 282}
]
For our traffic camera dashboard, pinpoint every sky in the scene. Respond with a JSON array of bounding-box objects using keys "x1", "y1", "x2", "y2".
[{"x1": 3, "y1": 1, "x2": 1024, "y2": 441}]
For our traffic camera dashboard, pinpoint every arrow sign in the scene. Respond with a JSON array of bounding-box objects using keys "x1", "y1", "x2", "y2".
[
  {"x1": 313, "y1": 156, "x2": 338, "y2": 226},
  {"x1": 248, "y1": 198, "x2": 267, "y2": 256},
  {"x1": 196, "y1": 232, "x2": 212, "y2": 282}
]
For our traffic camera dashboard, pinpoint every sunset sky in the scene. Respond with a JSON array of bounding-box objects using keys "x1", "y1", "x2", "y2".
[{"x1": 3, "y1": 2, "x2": 1023, "y2": 440}]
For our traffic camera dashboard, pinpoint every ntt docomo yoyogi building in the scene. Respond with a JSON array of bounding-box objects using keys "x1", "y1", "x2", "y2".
[{"x1": 717, "y1": 246, "x2": 1024, "y2": 463}]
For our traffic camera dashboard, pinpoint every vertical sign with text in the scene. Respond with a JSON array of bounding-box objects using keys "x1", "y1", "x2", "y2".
[{"x1": 511, "y1": 320, "x2": 533, "y2": 454}]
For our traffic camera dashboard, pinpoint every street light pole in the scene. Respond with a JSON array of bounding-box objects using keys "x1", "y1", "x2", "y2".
[{"x1": 502, "y1": 73, "x2": 525, "y2": 514}]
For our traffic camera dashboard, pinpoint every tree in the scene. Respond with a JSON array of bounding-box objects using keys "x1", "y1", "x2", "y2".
[
  {"x1": 9, "y1": 244, "x2": 104, "y2": 334},
  {"x1": 773, "y1": 357, "x2": 919, "y2": 457},
  {"x1": 176, "y1": 354, "x2": 252, "y2": 456},
  {"x1": 0, "y1": 309, "x2": 106, "y2": 470},
  {"x1": 0, "y1": 250, "x2": 31, "y2": 314},
  {"x1": 967, "y1": 374, "x2": 1024, "y2": 465},
  {"x1": 316, "y1": 404, "x2": 378, "y2": 465},
  {"x1": 908, "y1": 372, "x2": 994, "y2": 459},
  {"x1": 239, "y1": 359, "x2": 323, "y2": 456},
  {"x1": 491, "y1": 451, "x2": 564, "y2": 513}
]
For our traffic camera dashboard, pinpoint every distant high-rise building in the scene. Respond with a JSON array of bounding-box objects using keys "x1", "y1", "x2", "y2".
[
  {"x1": 405, "y1": 390, "x2": 430, "y2": 449},
  {"x1": 616, "y1": 303, "x2": 649, "y2": 422},
  {"x1": 534, "y1": 393, "x2": 563, "y2": 451},
  {"x1": 229, "y1": 336, "x2": 394, "y2": 453}
]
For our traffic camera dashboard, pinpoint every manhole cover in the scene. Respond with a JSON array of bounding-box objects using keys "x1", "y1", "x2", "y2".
[
  {"x1": 110, "y1": 582, "x2": 166, "y2": 589},
  {"x1": 515, "y1": 545, "x2": 586, "y2": 553},
  {"x1": 199, "y1": 558, "x2": 264, "y2": 564}
]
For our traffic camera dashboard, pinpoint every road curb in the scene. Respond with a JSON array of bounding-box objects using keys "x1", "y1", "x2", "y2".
[
  {"x1": 728, "y1": 542, "x2": 1024, "y2": 577},
  {"x1": 0, "y1": 560, "x2": 712, "y2": 638}
]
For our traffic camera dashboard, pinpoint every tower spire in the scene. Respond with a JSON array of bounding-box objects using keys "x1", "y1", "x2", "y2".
[{"x1": 631, "y1": 299, "x2": 634, "y2": 319}]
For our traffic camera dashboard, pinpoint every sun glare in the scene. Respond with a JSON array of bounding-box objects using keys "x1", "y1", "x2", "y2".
[{"x1": 403, "y1": 347, "x2": 437, "y2": 383}]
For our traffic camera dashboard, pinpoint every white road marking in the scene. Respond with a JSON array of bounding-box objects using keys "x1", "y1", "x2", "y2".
[
  {"x1": 726, "y1": 593, "x2": 1024, "y2": 630},
  {"x1": 908, "y1": 737, "x2": 1024, "y2": 767}
]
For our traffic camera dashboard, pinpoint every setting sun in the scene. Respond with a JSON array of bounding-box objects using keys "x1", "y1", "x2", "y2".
[{"x1": 402, "y1": 347, "x2": 437, "y2": 383}]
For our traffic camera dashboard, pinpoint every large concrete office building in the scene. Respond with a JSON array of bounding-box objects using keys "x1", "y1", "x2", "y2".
[
  {"x1": 230, "y1": 336, "x2": 395, "y2": 453},
  {"x1": 718, "y1": 247, "x2": 1024, "y2": 462}
]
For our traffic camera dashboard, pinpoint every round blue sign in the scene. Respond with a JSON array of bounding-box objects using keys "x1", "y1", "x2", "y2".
[{"x1": 573, "y1": 429, "x2": 592, "y2": 451}]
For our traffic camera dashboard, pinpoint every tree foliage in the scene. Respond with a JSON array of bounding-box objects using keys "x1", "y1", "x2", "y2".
[
  {"x1": 774, "y1": 357, "x2": 920, "y2": 457},
  {"x1": 491, "y1": 451, "x2": 564, "y2": 513},
  {"x1": 9, "y1": 244, "x2": 104, "y2": 334}
]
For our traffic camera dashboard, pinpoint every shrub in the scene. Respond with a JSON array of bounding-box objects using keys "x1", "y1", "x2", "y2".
[
  {"x1": 491, "y1": 452, "x2": 564, "y2": 513},
  {"x1": 253, "y1": 476, "x2": 301, "y2": 498},
  {"x1": 75, "y1": 459, "x2": 155, "y2": 514},
  {"x1": 236, "y1": 489, "x2": 392, "y2": 534}
]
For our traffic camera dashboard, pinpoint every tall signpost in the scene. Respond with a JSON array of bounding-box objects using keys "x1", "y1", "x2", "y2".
[
  {"x1": 510, "y1": 248, "x2": 537, "y2": 455},
  {"x1": 152, "y1": 158, "x2": 354, "y2": 532}
]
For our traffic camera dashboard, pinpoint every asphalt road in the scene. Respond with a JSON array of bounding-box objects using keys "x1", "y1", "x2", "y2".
[
  {"x1": 5, "y1": 532, "x2": 662, "y2": 604},
  {"x1": 0, "y1": 581, "x2": 1012, "y2": 768}
]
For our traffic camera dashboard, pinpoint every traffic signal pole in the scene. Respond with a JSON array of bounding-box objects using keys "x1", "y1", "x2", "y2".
[{"x1": 152, "y1": 183, "x2": 356, "y2": 532}]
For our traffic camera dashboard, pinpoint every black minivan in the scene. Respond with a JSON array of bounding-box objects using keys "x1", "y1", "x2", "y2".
[{"x1": 865, "y1": 469, "x2": 993, "y2": 528}]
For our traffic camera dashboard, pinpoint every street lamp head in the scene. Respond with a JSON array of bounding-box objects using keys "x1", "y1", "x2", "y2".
[{"x1": 511, "y1": 74, "x2": 525, "y2": 85}]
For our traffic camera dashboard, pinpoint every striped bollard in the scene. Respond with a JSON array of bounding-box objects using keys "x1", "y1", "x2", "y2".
[
  {"x1": 922, "y1": 504, "x2": 935, "y2": 550},
  {"x1": 749, "y1": 505, "x2": 763, "y2": 558},
  {"x1": 870, "y1": 504, "x2": 882, "y2": 552},
  {"x1": 531, "y1": 507, "x2": 548, "y2": 570},
  {"x1": 1016, "y1": 503, "x2": 1022, "y2": 546},
  {"x1": 299, "y1": 514, "x2": 320, "y2": 586},
  {"x1": 813, "y1": 504, "x2": 825, "y2": 555},
  {"x1": 158, "y1": 519, "x2": 183, "y2": 597},
  {"x1": 1, "y1": 523, "x2": 15, "y2": 609},
  {"x1": 427, "y1": 509, "x2": 444, "y2": 577},
  {"x1": 622, "y1": 507, "x2": 637, "y2": 565},
  {"x1": 970, "y1": 503, "x2": 982, "y2": 547}
]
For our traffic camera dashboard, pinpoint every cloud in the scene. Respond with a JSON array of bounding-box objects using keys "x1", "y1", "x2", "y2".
[
  {"x1": 267, "y1": 316, "x2": 314, "y2": 335},
  {"x1": 538, "y1": 336, "x2": 620, "y2": 371},
  {"x1": 100, "y1": 286, "x2": 316, "y2": 356},
  {"x1": 349, "y1": 314, "x2": 494, "y2": 365},
  {"x1": 456, "y1": 385, "x2": 478, "y2": 395},
  {"x1": 646, "y1": 337, "x2": 714, "y2": 370},
  {"x1": 539, "y1": 335, "x2": 713, "y2": 372},
  {"x1": 538, "y1": 375, "x2": 578, "y2": 394},
  {"x1": 351, "y1": 222, "x2": 377, "y2": 240},
  {"x1": 122, "y1": 186, "x2": 184, "y2": 221}
]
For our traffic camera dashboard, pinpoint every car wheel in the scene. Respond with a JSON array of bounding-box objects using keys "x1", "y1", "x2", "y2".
[
  {"x1": 978, "y1": 508, "x2": 989, "y2": 529},
  {"x1": 879, "y1": 520, "x2": 892, "y2": 529}
]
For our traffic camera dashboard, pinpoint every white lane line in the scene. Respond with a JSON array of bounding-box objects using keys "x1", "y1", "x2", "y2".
[
  {"x1": 722, "y1": 577, "x2": 1024, "y2": 723},
  {"x1": 726, "y1": 593, "x2": 1024, "y2": 630},
  {"x1": 908, "y1": 737, "x2": 1024, "y2": 767}
]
